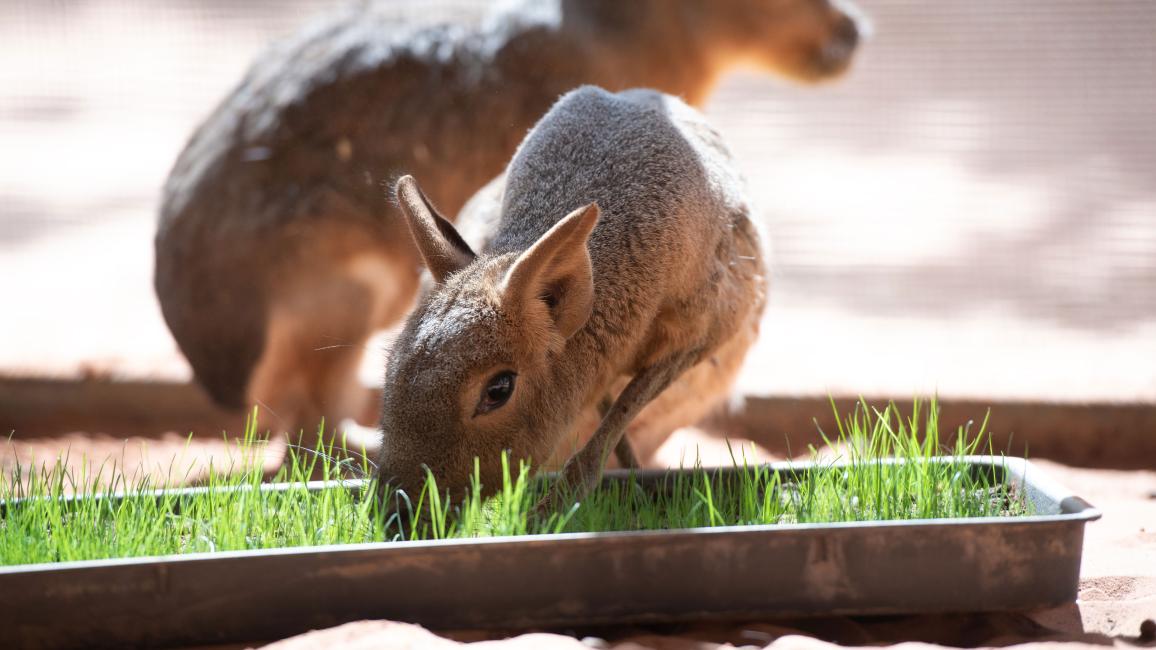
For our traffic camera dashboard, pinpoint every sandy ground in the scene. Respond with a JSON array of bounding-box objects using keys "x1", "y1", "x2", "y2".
[
  {"x1": 1, "y1": 431, "x2": 287, "y2": 490},
  {"x1": 262, "y1": 619, "x2": 1156, "y2": 650}
]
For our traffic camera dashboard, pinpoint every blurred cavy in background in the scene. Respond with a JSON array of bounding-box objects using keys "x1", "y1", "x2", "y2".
[{"x1": 154, "y1": 0, "x2": 867, "y2": 467}]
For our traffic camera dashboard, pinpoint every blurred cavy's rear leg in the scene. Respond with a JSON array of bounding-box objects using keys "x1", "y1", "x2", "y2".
[
  {"x1": 245, "y1": 293, "x2": 369, "y2": 476},
  {"x1": 245, "y1": 312, "x2": 318, "y2": 474},
  {"x1": 248, "y1": 248, "x2": 420, "y2": 478}
]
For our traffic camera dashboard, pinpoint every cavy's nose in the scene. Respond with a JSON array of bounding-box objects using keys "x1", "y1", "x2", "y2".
[
  {"x1": 832, "y1": 0, "x2": 874, "y2": 44},
  {"x1": 833, "y1": 15, "x2": 860, "y2": 49}
]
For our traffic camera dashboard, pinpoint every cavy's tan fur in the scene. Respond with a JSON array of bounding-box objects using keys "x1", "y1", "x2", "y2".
[
  {"x1": 377, "y1": 86, "x2": 766, "y2": 500},
  {"x1": 155, "y1": 0, "x2": 862, "y2": 459}
]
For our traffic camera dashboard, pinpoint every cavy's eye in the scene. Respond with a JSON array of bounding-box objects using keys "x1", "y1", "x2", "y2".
[{"x1": 476, "y1": 371, "x2": 517, "y2": 415}]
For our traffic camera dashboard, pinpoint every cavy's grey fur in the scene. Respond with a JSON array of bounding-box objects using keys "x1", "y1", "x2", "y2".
[{"x1": 378, "y1": 86, "x2": 766, "y2": 501}]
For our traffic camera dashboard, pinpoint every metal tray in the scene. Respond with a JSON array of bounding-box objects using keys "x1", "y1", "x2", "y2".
[{"x1": 0, "y1": 456, "x2": 1099, "y2": 649}]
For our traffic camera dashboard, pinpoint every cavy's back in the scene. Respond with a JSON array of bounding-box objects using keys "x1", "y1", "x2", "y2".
[{"x1": 492, "y1": 86, "x2": 749, "y2": 299}]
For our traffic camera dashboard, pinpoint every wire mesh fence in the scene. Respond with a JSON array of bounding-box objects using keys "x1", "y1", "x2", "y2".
[{"x1": 1, "y1": 0, "x2": 1153, "y2": 400}]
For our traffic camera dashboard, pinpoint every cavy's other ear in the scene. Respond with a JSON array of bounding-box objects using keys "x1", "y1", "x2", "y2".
[
  {"x1": 396, "y1": 175, "x2": 476, "y2": 283},
  {"x1": 502, "y1": 203, "x2": 599, "y2": 339}
]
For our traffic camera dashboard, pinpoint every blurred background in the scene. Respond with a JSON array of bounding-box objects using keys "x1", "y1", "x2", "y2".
[{"x1": 2, "y1": 0, "x2": 1155, "y2": 474}]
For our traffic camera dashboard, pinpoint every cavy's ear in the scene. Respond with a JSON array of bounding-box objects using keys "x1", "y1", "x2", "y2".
[
  {"x1": 502, "y1": 203, "x2": 599, "y2": 339},
  {"x1": 396, "y1": 175, "x2": 476, "y2": 283}
]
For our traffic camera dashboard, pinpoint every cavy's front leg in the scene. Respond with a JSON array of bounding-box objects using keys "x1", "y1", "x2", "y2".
[
  {"x1": 598, "y1": 394, "x2": 641, "y2": 470},
  {"x1": 539, "y1": 349, "x2": 702, "y2": 511}
]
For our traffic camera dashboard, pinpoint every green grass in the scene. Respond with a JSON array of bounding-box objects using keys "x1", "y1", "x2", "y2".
[{"x1": 0, "y1": 399, "x2": 1029, "y2": 567}]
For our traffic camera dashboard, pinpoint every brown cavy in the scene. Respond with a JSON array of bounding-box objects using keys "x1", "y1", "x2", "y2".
[
  {"x1": 155, "y1": 0, "x2": 863, "y2": 465},
  {"x1": 377, "y1": 86, "x2": 766, "y2": 503}
]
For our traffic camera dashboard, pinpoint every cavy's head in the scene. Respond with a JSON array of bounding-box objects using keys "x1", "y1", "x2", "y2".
[
  {"x1": 714, "y1": 0, "x2": 870, "y2": 82},
  {"x1": 375, "y1": 176, "x2": 599, "y2": 501}
]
